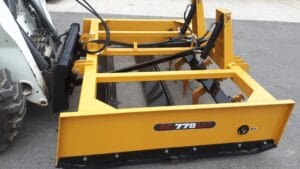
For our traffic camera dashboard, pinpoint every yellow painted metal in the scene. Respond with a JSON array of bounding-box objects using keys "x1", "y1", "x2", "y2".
[
  {"x1": 192, "y1": 0, "x2": 206, "y2": 37},
  {"x1": 103, "y1": 47, "x2": 193, "y2": 56},
  {"x1": 56, "y1": 0, "x2": 294, "y2": 163},
  {"x1": 104, "y1": 19, "x2": 184, "y2": 31},
  {"x1": 96, "y1": 70, "x2": 235, "y2": 83},
  {"x1": 212, "y1": 9, "x2": 234, "y2": 68},
  {"x1": 57, "y1": 100, "x2": 293, "y2": 158}
]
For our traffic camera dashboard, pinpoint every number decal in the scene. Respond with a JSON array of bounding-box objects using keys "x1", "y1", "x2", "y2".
[
  {"x1": 174, "y1": 123, "x2": 182, "y2": 129},
  {"x1": 175, "y1": 123, "x2": 197, "y2": 129},
  {"x1": 154, "y1": 121, "x2": 215, "y2": 131}
]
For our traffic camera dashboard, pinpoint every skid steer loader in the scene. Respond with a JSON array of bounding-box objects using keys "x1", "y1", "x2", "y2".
[
  {"x1": 0, "y1": 0, "x2": 80, "y2": 150},
  {"x1": 0, "y1": 0, "x2": 295, "y2": 168}
]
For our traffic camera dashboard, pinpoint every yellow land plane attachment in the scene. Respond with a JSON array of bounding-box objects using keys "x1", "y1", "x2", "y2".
[{"x1": 56, "y1": 0, "x2": 294, "y2": 168}]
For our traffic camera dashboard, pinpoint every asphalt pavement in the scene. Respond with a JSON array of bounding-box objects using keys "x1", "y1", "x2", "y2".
[{"x1": 0, "y1": 12, "x2": 299, "y2": 169}]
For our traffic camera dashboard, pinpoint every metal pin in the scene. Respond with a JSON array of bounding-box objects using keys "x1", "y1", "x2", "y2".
[
  {"x1": 238, "y1": 144, "x2": 242, "y2": 148},
  {"x1": 193, "y1": 147, "x2": 197, "y2": 151},
  {"x1": 165, "y1": 149, "x2": 169, "y2": 154},
  {"x1": 115, "y1": 154, "x2": 119, "y2": 158}
]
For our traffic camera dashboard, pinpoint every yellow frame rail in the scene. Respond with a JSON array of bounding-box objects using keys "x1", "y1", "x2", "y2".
[{"x1": 56, "y1": 0, "x2": 294, "y2": 163}]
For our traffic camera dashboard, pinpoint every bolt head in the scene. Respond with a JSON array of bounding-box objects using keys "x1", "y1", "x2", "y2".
[{"x1": 83, "y1": 156, "x2": 88, "y2": 161}]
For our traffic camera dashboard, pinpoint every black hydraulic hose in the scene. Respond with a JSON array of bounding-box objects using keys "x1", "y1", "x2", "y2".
[
  {"x1": 91, "y1": 37, "x2": 209, "y2": 49},
  {"x1": 180, "y1": 4, "x2": 196, "y2": 35},
  {"x1": 91, "y1": 39, "x2": 195, "y2": 48},
  {"x1": 112, "y1": 16, "x2": 224, "y2": 73},
  {"x1": 75, "y1": 1, "x2": 212, "y2": 54},
  {"x1": 75, "y1": 0, "x2": 110, "y2": 54},
  {"x1": 88, "y1": 21, "x2": 214, "y2": 49},
  {"x1": 140, "y1": 41, "x2": 192, "y2": 48},
  {"x1": 198, "y1": 22, "x2": 216, "y2": 40},
  {"x1": 200, "y1": 15, "x2": 224, "y2": 60},
  {"x1": 137, "y1": 37, "x2": 188, "y2": 47},
  {"x1": 91, "y1": 37, "x2": 189, "y2": 47},
  {"x1": 113, "y1": 49, "x2": 197, "y2": 72}
]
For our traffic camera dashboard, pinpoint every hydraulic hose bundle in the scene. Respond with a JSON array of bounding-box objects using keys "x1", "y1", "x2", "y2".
[{"x1": 75, "y1": 0, "x2": 223, "y2": 72}]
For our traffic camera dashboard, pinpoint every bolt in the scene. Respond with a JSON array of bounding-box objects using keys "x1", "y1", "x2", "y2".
[
  {"x1": 264, "y1": 141, "x2": 268, "y2": 145},
  {"x1": 193, "y1": 147, "x2": 197, "y2": 152},
  {"x1": 83, "y1": 156, "x2": 88, "y2": 161},
  {"x1": 165, "y1": 149, "x2": 169, "y2": 154},
  {"x1": 238, "y1": 144, "x2": 242, "y2": 148},
  {"x1": 115, "y1": 154, "x2": 119, "y2": 158}
]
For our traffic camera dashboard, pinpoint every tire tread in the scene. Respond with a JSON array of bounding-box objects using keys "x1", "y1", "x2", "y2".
[{"x1": 0, "y1": 68, "x2": 26, "y2": 151}]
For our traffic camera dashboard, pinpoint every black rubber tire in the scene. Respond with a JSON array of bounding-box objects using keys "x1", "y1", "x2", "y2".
[{"x1": 0, "y1": 69, "x2": 26, "y2": 151}]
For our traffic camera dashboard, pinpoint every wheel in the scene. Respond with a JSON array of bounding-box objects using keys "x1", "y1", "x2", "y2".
[{"x1": 0, "y1": 69, "x2": 26, "y2": 151}]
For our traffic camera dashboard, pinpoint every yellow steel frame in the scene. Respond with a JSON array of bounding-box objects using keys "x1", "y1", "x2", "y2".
[{"x1": 56, "y1": 0, "x2": 294, "y2": 162}]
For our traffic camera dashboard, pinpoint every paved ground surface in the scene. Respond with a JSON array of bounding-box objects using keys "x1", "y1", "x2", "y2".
[
  {"x1": 47, "y1": 0, "x2": 300, "y2": 22},
  {"x1": 0, "y1": 11, "x2": 300, "y2": 169}
]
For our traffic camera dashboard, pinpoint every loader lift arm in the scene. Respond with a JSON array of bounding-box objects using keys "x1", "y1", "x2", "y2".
[{"x1": 56, "y1": 0, "x2": 294, "y2": 168}]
